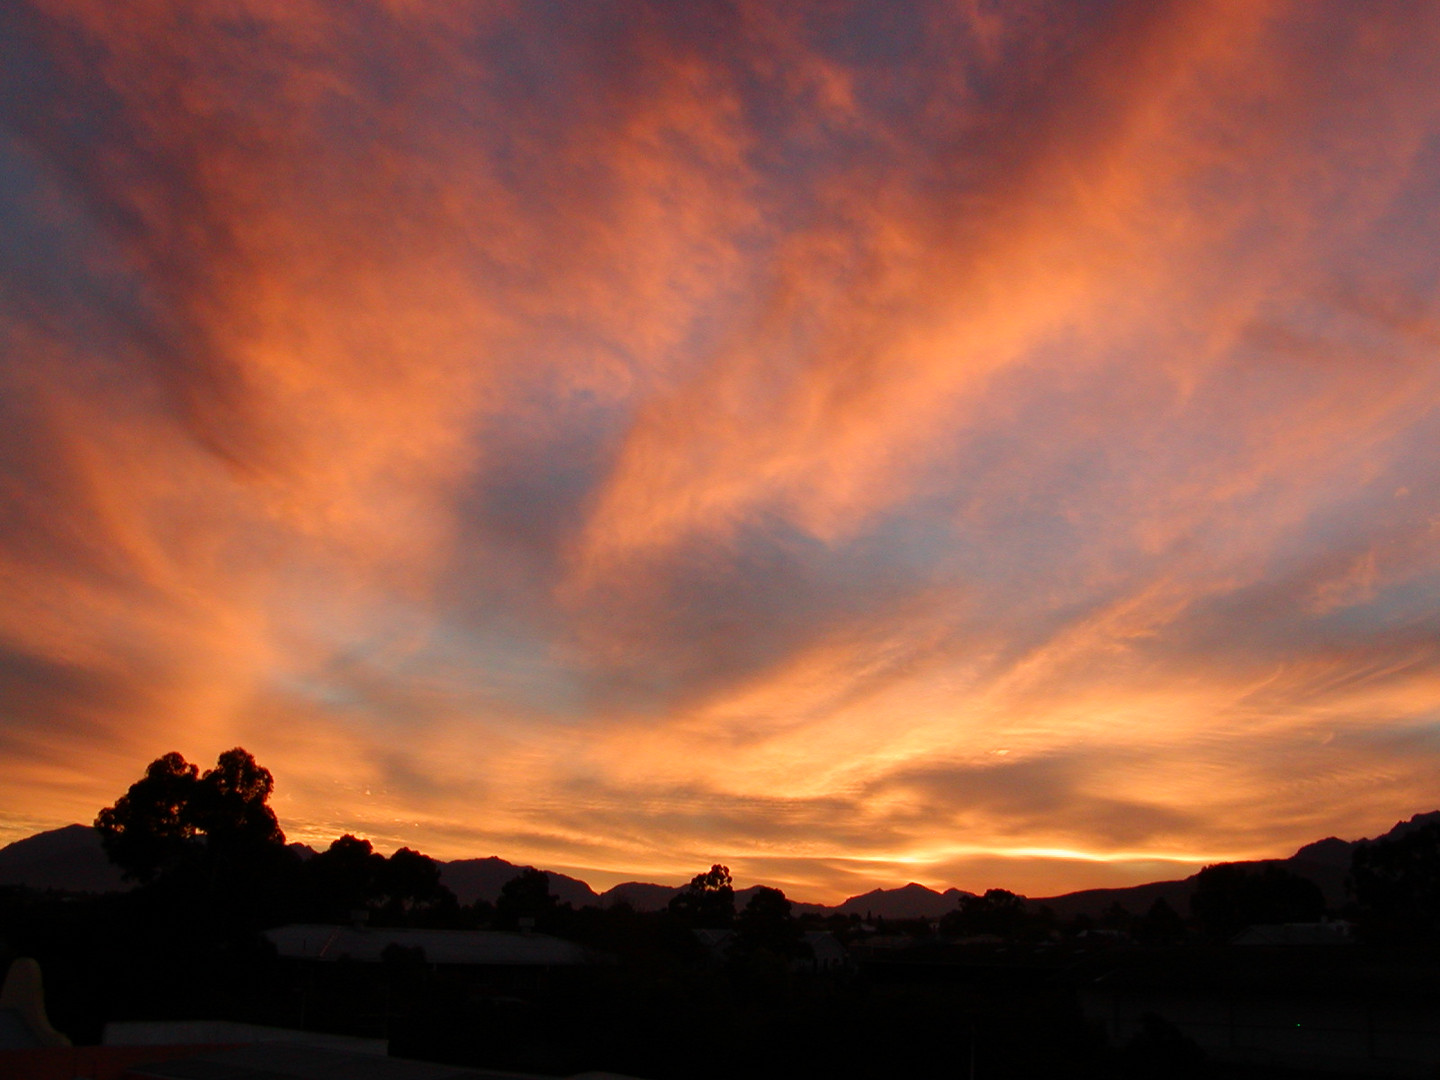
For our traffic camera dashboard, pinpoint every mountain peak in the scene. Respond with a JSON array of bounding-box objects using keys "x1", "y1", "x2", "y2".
[
  {"x1": 0, "y1": 823, "x2": 128, "y2": 893},
  {"x1": 1292, "y1": 835, "x2": 1353, "y2": 866}
]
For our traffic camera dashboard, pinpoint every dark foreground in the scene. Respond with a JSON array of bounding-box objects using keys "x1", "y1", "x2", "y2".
[{"x1": 6, "y1": 884, "x2": 1440, "y2": 1079}]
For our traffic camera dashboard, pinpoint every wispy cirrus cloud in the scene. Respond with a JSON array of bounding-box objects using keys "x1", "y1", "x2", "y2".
[{"x1": 3, "y1": 1, "x2": 1440, "y2": 901}]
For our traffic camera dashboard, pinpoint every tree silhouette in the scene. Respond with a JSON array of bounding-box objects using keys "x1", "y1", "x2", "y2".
[
  {"x1": 495, "y1": 868, "x2": 559, "y2": 930},
  {"x1": 95, "y1": 748, "x2": 286, "y2": 885},
  {"x1": 942, "y1": 888, "x2": 1029, "y2": 939},
  {"x1": 190, "y1": 747, "x2": 284, "y2": 853},
  {"x1": 94, "y1": 752, "x2": 200, "y2": 882},
  {"x1": 733, "y1": 885, "x2": 809, "y2": 960},
  {"x1": 1099, "y1": 901, "x2": 1134, "y2": 933},
  {"x1": 1139, "y1": 897, "x2": 1187, "y2": 945},
  {"x1": 668, "y1": 864, "x2": 735, "y2": 928},
  {"x1": 1350, "y1": 822, "x2": 1440, "y2": 941},
  {"x1": 309, "y1": 834, "x2": 387, "y2": 917},
  {"x1": 380, "y1": 847, "x2": 452, "y2": 913},
  {"x1": 1190, "y1": 863, "x2": 1324, "y2": 939}
]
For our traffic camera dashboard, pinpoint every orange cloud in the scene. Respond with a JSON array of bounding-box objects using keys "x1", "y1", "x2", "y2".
[{"x1": 3, "y1": 2, "x2": 1440, "y2": 903}]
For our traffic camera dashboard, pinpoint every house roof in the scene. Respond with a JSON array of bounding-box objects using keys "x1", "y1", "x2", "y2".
[
  {"x1": 1232, "y1": 921, "x2": 1354, "y2": 946},
  {"x1": 263, "y1": 925, "x2": 592, "y2": 966},
  {"x1": 121, "y1": 1042, "x2": 640, "y2": 1080}
]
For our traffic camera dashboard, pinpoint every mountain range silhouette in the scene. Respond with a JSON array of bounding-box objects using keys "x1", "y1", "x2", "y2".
[{"x1": 4, "y1": 812, "x2": 1437, "y2": 918}]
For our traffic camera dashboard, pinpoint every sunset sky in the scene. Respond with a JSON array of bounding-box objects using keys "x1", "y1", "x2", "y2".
[{"x1": 3, "y1": 1, "x2": 1440, "y2": 903}]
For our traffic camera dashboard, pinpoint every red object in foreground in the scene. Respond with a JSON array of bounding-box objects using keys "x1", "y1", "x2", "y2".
[{"x1": 0, "y1": 1043, "x2": 238, "y2": 1080}]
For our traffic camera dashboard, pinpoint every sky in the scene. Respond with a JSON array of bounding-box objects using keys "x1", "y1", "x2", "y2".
[{"x1": 3, "y1": 1, "x2": 1440, "y2": 904}]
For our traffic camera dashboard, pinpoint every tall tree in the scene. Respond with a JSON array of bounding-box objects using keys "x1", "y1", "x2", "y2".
[
  {"x1": 668, "y1": 864, "x2": 735, "y2": 928},
  {"x1": 94, "y1": 751, "x2": 200, "y2": 883},
  {"x1": 733, "y1": 885, "x2": 808, "y2": 960},
  {"x1": 95, "y1": 748, "x2": 286, "y2": 884},
  {"x1": 495, "y1": 868, "x2": 559, "y2": 930},
  {"x1": 309, "y1": 834, "x2": 387, "y2": 917},
  {"x1": 190, "y1": 747, "x2": 284, "y2": 853},
  {"x1": 380, "y1": 847, "x2": 450, "y2": 910}
]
